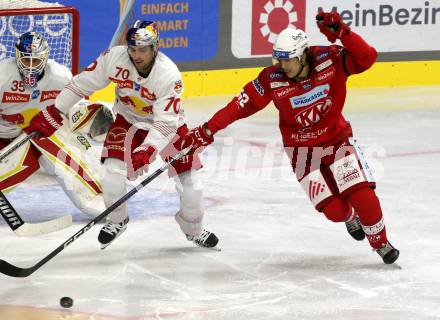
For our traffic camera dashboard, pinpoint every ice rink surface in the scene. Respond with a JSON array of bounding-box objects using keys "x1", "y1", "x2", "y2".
[{"x1": 1, "y1": 86, "x2": 440, "y2": 320}]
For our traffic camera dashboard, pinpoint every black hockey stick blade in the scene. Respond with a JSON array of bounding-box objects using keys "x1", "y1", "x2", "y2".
[{"x1": 0, "y1": 147, "x2": 192, "y2": 277}]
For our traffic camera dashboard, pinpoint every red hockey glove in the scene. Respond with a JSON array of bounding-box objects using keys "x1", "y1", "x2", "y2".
[
  {"x1": 23, "y1": 105, "x2": 63, "y2": 137},
  {"x1": 129, "y1": 144, "x2": 156, "y2": 180},
  {"x1": 316, "y1": 11, "x2": 350, "y2": 43},
  {"x1": 181, "y1": 123, "x2": 214, "y2": 151}
]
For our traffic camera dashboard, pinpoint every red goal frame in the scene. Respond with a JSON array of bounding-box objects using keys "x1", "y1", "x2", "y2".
[{"x1": 0, "y1": 6, "x2": 79, "y2": 75}]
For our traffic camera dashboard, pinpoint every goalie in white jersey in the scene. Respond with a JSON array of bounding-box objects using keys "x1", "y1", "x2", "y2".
[
  {"x1": 56, "y1": 20, "x2": 219, "y2": 249},
  {"x1": 0, "y1": 31, "x2": 109, "y2": 218}
]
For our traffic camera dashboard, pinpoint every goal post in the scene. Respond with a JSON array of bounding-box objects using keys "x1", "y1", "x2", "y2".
[{"x1": 0, "y1": 1, "x2": 79, "y2": 74}]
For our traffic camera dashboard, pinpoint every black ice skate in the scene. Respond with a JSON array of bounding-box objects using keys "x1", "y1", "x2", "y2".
[
  {"x1": 98, "y1": 217, "x2": 129, "y2": 250},
  {"x1": 345, "y1": 215, "x2": 365, "y2": 241},
  {"x1": 187, "y1": 229, "x2": 219, "y2": 249},
  {"x1": 376, "y1": 241, "x2": 400, "y2": 264}
]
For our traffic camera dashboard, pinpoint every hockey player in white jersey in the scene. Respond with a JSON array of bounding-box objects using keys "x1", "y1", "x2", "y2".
[
  {"x1": 55, "y1": 20, "x2": 219, "y2": 249},
  {"x1": 0, "y1": 31, "x2": 108, "y2": 217}
]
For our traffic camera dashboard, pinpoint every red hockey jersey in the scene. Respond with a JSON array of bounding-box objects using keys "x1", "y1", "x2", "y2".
[{"x1": 207, "y1": 31, "x2": 377, "y2": 147}]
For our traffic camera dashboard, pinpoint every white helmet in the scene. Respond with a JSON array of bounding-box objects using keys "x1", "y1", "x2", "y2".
[{"x1": 272, "y1": 28, "x2": 309, "y2": 60}]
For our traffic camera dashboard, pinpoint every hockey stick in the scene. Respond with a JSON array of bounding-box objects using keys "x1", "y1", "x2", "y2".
[
  {"x1": 108, "y1": 0, "x2": 135, "y2": 48},
  {"x1": 0, "y1": 147, "x2": 191, "y2": 277},
  {"x1": 0, "y1": 132, "x2": 73, "y2": 236},
  {"x1": 0, "y1": 191, "x2": 72, "y2": 237},
  {"x1": 0, "y1": 132, "x2": 37, "y2": 163}
]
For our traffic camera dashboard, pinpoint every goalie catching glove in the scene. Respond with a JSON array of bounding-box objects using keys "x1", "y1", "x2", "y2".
[
  {"x1": 316, "y1": 11, "x2": 350, "y2": 43},
  {"x1": 23, "y1": 105, "x2": 63, "y2": 137}
]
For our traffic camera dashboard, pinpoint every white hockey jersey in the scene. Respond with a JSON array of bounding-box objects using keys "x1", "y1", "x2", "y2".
[
  {"x1": 0, "y1": 58, "x2": 72, "y2": 139},
  {"x1": 56, "y1": 46, "x2": 186, "y2": 151}
]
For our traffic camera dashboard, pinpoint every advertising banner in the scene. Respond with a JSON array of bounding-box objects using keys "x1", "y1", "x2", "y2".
[
  {"x1": 232, "y1": 0, "x2": 440, "y2": 58},
  {"x1": 134, "y1": 0, "x2": 219, "y2": 62}
]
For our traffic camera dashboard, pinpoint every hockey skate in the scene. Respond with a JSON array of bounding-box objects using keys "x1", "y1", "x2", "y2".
[
  {"x1": 98, "y1": 217, "x2": 129, "y2": 249},
  {"x1": 187, "y1": 229, "x2": 219, "y2": 249},
  {"x1": 376, "y1": 241, "x2": 400, "y2": 264},
  {"x1": 345, "y1": 214, "x2": 365, "y2": 241}
]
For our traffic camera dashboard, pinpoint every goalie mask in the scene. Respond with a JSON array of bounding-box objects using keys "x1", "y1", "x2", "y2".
[
  {"x1": 15, "y1": 31, "x2": 49, "y2": 88},
  {"x1": 272, "y1": 28, "x2": 309, "y2": 62},
  {"x1": 126, "y1": 20, "x2": 160, "y2": 53}
]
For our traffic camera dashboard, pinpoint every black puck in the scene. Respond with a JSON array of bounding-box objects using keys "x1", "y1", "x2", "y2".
[{"x1": 60, "y1": 296, "x2": 73, "y2": 308}]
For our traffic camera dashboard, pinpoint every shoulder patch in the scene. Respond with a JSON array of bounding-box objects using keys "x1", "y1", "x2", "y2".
[
  {"x1": 316, "y1": 51, "x2": 330, "y2": 61},
  {"x1": 174, "y1": 80, "x2": 183, "y2": 94},
  {"x1": 269, "y1": 72, "x2": 283, "y2": 80},
  {"x1": 252, "y1": 79, "x2": 264, "y2": 96}
]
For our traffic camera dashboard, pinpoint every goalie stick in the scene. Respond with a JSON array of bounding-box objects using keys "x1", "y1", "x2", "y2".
[
  {"x1": 0, "y1": 132, "x2": 37, "y2": 163},
  {"x1": 0, "y1": 132, "x2": 73, "y2": 236},
  {"x1": 0, "y1": 147, "x2": 191, "y2": 277},
  {"x1": 0, "y1": 191, "x2": 72, "y2": 237}
]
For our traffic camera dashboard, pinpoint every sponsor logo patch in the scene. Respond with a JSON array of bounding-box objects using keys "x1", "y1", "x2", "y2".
[
  {"x1": 174, "y1": 80, "x2": 183, "y2": 94},
  {"x1": 31, "y1": 90, "x2": 40, "y2": 100},
  {"x1": 71, "y1": 110, "x2": 83, "y2": 123},
  {"x1": 290, "y1": 84, "x2": 330, "y2": 108},
  {"x1": 274, "y1": 86, "x2": 298, "y2": 99},
  {"x1": 40, "y1": 90, "x2": 60, "y2": 102},
  {"x1": 309, "y1": 181, "x2": 327, "y2": 201},
  {"x1": 252, "y1": 79, "x2": 264, "y2": 96},
  {"x1": 315, "y1": 67, "x2": 336, "y2": 83},
  {"x1": 316, "y1": 51, "x2": 330, "y2": 61},
  {"x1": 77, "y1": 135, "x2": 91, "y2": 150},
  {"x1": 335, "y1": 158, "x2": 361, "y2": 188},
  {"x1": 109, "y1": 77, "x2": 133, "y2": 89},
  {"x1": 2, "y1": 92, "x2": 30, "y2": 103},
  {"x1": 270, "y1": 81, "x2": 290, "y2": 89},
  {"x1": 106, "y1": 126, "x2": 127, "y2": 144},
  {"x1": 315, "y1": 59, "x2": 333, "y2": 72},
  {"x1": 295, "y1": 97, "x2": 332, "y2": 128},
  {"x1": 269, "y1": 72, "x2": 283, "y2": 79},
  {"x1": 302, "y1": 83, "x2": 312, "y2": 90}
]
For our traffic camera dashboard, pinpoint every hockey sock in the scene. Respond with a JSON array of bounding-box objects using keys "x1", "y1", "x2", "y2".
[
  {"x1": 322, "y1": 197, "x2": 352, "y2": 222},
  {"x1": 348, "y1": 187, "x2": 387, "y2": 249}
]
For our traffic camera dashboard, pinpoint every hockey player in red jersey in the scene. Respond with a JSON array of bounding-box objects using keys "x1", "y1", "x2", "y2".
[{"x1": 183, "y1": 11, "x2": 399, "y2": 264}]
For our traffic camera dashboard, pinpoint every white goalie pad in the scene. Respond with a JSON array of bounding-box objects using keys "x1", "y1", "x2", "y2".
[
  {"x1": 0, "y1": 133, "x2": 31, "y2": 172},
  {"x1": 31, "y1": 123, "x2": 106, "y2": 216},
  {"x1": 0, "y1": 133, "x2": 39, "y2": 192},
  {"x1": 68, "y1": 99, "x2": 115, "y2": 143}
]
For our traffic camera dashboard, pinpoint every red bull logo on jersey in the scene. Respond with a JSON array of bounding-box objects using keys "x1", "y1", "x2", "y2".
[
  {"x1": 2, "y1": 92, "x2": 30, "y2": 103},
  {"x1": 290, "y1": 84, "x2": 330, "y2": 108},
  {"x1": 120, "y1": 95, "x2": 153, "y2": 116},
  {"x1": 141, "y1": 87, "x2": 156, "y2": 101},
  {"x1": 174, "y1": 80, "x2": 183, "y2": 94},
  {"x1": 40, "y1": 90, "x2": 61, "y2": 102}
]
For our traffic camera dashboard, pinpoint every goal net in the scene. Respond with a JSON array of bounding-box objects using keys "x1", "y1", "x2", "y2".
[{"x1": 0, "y1": 0, "x2": 79, "y2": 74}]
